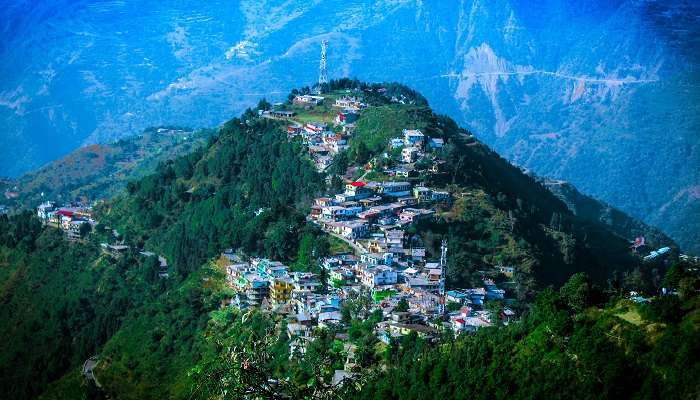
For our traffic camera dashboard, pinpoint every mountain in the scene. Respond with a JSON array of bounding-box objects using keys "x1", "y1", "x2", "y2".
[
  {"x1": 0, "y1": 82, "x2": 691, "y2": 399},
  {"x1": 0, "y1": 127, "x2": 212, "y2": 210},
  {"x1": 541, "y1": 178, "x2": 673, "y2": 248},
  {"x1": 2, "y1": 0, "x2": 698, "y2": 253}
]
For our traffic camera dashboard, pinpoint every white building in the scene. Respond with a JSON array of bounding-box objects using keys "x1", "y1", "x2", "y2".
[
  {"x1": 361, "y1": 266, "x2": 398, "y2": 288},
  {"x1": 403, "y1": 129, "x2": 425, "y2": 147},
  {"x1": 294, "y1": 95, "x2": 325, "y2": 106},
  {"x1": 402, "y1": 147, "x2": 420, "y2": 163}
]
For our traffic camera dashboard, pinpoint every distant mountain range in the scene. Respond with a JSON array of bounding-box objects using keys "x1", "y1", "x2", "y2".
[{"x1": 1, "y1": 0, "x2": 698, "y2": 252}]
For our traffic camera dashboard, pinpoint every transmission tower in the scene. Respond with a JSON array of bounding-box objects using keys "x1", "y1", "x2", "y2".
[
  {"x1": 316, "y1": 40, "x2": 328, "y2": 94},
  {"x1": 438, "y1": 239, "x2": 448, "y2": 315}
]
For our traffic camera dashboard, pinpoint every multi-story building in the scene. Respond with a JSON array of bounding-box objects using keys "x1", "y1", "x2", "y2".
[{"x1": 271, "y1": 278, "x2": 294, "y2": 305}]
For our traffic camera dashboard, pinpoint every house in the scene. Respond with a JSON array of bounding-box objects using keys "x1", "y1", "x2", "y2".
[
  {"x1": 405, "y1": 277, "x2": 434, "y2": 290},
  {"x1": 361, "y1": 266, "x2": 398, "y2": 288},
  {"x1": 271, "y1": 278, "x2": 294, "y2": 305},
  {"x1": 379, "y1": 181, "x2": 412, "y2": 198},
  {"x1": 465, "y1": 288, "x2": 486, "y2": 306},
  {"x1": 401, "y1": 146, "x2": 420, "y2": 163},
  {"x1": 361, "y1": 252, "x2": 393, "y2": 266},
  {"x1": 376, "y1": 321, "x2": 437, "y2": 344},
  {"x1": 431, "y1": 191, "x2": 450, "y2": 203},
  {"x1": 66, "y1": 219, "x2": 90, "y2": 240},
  {"x1": 335, "y1": 109, "x2": 358, "y2": 125},
  {"x1": 397, "y1": 196, "x2": 418, "y2": 206},
  {"x1": 37, "y1": 201, "x2": 56, "y2": 220},
  {"x1": 330, "y1": 140, "x2": 348, "y2": 154},
  {"x1": 496, "y1": 265, "x2": 515, "y2": 277},
  {"x1": 328, "y1": 206, "x2": 363, "y2": 220},
  {"x1": 329, "y1": 220, "x2": 368, "y2": 239},
  {"x1": 269, "y1": 110, "x2": 295, "y2": 119},
  {"x1": 291, "y1": 272, "x2": 321, "y2": 294},
  {"x1": 243, "y1": 274, "x2": 270, "y2": 306},
  {"x1": 413, "y1": 187, "x2": 432, "y2": 202},
  {"x1": 318, "y1": 311, "x2": 343, "y2": 327},
  {"x1": 402, "y1": 267, "x2": 420, "y2": 279},
  {"x1": 315, "y1": 156, "x2": 333, "y2": 171},
  {"x1": 343, "y1": 181, "x2": 372, "y2": 201},
  {"x1": 411, "y1": 248, "x2": 426, "y2": 262},
  {"x1": 428, "y1": 137, "x2": 444, "y2": 149},
  {"x1": 426, "y1": 268, "x2": 442, "y2": 282},
  {"x1": 294, "y1": 95, "x2": 324, "y2": 106},
  {"x1": 330, "y1": 267, "x2": 354, "y2": 285},
  {"x1": 359, "y1": 196, "x2": 382, "y2": 208},
  {"x1": 446, "y1": 290, "x2": 470, "y2": 304},
  {"x1": 367, "y1": 237, "x2": 388, "y2": 253},
  {"x1": 389, "y1": 138, "x2": 404, "y2": 149},
  {"x1": 101, "y1": 243, "x2": 129, "y2": 257},
  {"x1": 315, "y1": 197, "x2": 335, "y2": 207},
  {"x1": 252, "y1": 259, "x2": 289, "y2": 280},
  {"x1": 485, "y1": 279, "x2": 505, "y2": 300},
  {"x1": 393, "y1": 167, "x2": 414, "y2": 178},
  {"x1": 403, "y1": 129, "x2": 425, "y2": 147},
  {"x1": 500, "y1": 307, "x2": 516, "y2": 325},
  {"x1": 334, "y1": 96, "x2": 365, "y2": 110},
  {"x1": 399, "y1": 208, "x2": 435, "y2": 224},
  {"x1": 385, "y1": 229, "x2": 404, "y2": 247},
  {"x1": 644, "y1": 247, "x2": 671, "y2": 262},
  {"x1": 287, "y1": 124, "x2": 304, "y2": 136},
  {"x1": 304, "y1": 122, "x2": 327, "y2": 135},
  {"x1": 451, "y1": 310, "x2": 492, "y2": 333}
]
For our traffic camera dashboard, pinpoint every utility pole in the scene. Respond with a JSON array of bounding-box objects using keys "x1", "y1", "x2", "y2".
[{"x1": 316, "y1": 40, "x2": 328, "y2": 94}]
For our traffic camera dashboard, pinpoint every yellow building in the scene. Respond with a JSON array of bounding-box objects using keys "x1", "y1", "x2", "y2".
[{"x1": 271, "y1": 278, "x2": 294, "y2": 305}]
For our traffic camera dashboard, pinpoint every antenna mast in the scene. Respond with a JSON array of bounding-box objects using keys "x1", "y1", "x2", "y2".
[
  {"x1": 438, "y1": 239, "x2": 448, "y2": 315},
  {"x1": 316, "y1": 40, "x2": 328, "y2": 94}
]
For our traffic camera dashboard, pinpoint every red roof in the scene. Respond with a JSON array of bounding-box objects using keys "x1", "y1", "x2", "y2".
[
  {"x1": 350, "y1": 181, "x2": 365, "y2": 187},
  {"x1": 56, "y1": 209, "x2": 74, "y2": 217}
]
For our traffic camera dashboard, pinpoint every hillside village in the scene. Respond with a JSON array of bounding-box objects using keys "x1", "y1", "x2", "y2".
[
  {"x1": 33, "y1": 85, "x2": 690, "y2": 364},
  {"x1": 21, "y1": 80, "x2": 698, "y2": 398},
  {"x1": 223, "y1": 88, "x2": 518, "y2": 361}
]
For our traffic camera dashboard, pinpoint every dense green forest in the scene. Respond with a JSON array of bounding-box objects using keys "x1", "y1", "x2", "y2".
[
  {"x1": 0, "y1": 81, "x2": 692, "y2": 399},
  {"x1": 0, "y1": 212, "x2": 166, "y2": 399}
]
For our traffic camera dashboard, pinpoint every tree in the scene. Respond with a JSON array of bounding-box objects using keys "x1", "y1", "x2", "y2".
[
  {"x1": 352, "y1": 141, "x2": 371, "y2": 165},
  {"x1": 79, "y1": 222, "x2": 93, "y2": 238},
  {"x1": 394, "y1": 298, "x2": 409, "y2": 312},
  {"x1": 560, "y1": 272, "x2": 591, "y2": 313},
  {"x1": 663, "y1": 264, "x2": 685, "y2": 289}
]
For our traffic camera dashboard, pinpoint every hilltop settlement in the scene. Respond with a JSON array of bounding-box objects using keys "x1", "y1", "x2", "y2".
[{"x1": 35, "y1": 85, "x2": 685, "y2": 361}]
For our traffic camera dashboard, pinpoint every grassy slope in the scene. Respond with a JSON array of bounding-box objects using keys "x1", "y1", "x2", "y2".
[{"x1": 1, "y1": 128, "x2": 213, "y2": 209}]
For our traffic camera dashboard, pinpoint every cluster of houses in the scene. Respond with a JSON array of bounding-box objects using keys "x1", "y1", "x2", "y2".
[
  {"x1": 391, "y1": 128, "x2": 444, "y2": 164},
  {"x1": 286, "y1": 95, "x2": 367, "y2": 171},
  {"x1": 220, "y1": 250, "x2": 347, "y2": 350},
  {"x1": 220, "y1": 242, "x2": 514, "y2": 354},
  {"x1": 310, "y1": 178, "x2": 449, "y2": 242},
  {"x1": 37, "y1": 201, "x2": 95, "y2": 240},
  {"x1": 219, "y1": 171, "x2": 513, "y2": 352}
]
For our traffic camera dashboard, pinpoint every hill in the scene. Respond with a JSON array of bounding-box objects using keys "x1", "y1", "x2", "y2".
[
  {"x1": 1, "y1": 0, "x2": 698, "y2": 253},
  {"x1": 0, "y1": 82, "x2": 691, "y2": 399},
  {"x1": 100, "y1": 81, "x2": 675, "y2": 293},
  {"x1": 0, "y1": 127, "x2": 213, "y2": 209},
  {"x1": 542, "y1": 178, "x2": 674, "y2": 248}
]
